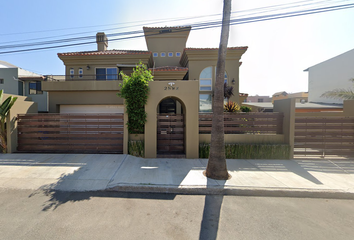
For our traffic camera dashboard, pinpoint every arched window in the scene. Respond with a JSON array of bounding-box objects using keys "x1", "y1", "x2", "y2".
[{"x1": 199, "y1": 66, "x2": 212, "y2": 91}]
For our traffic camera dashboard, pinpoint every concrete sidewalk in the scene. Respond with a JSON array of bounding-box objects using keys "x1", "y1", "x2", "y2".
[{"x1": 1, "y1": 154, "x2": 354, "y2": 198}]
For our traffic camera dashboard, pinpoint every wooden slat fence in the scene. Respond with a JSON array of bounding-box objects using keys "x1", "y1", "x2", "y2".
[
  {"x1": 294, "y1": 115, "x2": 354, "y2": 157},
  {"x1": 199, "y1": 112, "x2": 283, "y2": 134},
  {"x1": 17, "y1": 114, "x2": 124, "y2": 153}
]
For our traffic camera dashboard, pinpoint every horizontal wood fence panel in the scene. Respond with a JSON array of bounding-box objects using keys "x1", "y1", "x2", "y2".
[
  {"x1": 18, "y1": 114, "x2": 124, "y2": 120},
  {"x1": 17, "y1": 114, "x2": 124, "y2": 153},
  {"x1": 294, "y1": 115, "x2": 354, "y2": 157},
  {"x1": 199, "y1": 112, "x2": 283, "y2": 134},
  {"x1": 18, "y1": 121, "x2": 124, "y2": 126}
]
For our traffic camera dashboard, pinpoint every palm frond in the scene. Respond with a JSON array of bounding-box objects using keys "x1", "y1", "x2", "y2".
[{"x1": 321, "y1": 89, "x2": 354, "y2": 100}]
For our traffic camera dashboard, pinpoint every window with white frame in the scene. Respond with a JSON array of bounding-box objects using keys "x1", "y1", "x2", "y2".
[
  {"x1": 96, "y1": 68, "x2": 118, "y2": 80},
  {"x1": 168, "y1": 52, "x2": 173, "y2": 57},
  {"x1": 199, "y1": 94, "x2": 212, "y2": 112},
  {"x1": 70, "y1": 68, "x2": 74, "y2": 78},
  {"x1": 160, "y1": 52, "x2": 166, "y2": 57},
  {"x1": 79, "y1": 68, "x2": 83, "y2": 78},
  {"x1": 176, "y1": 52, "x2": 181, "y2": 57},
  {"x1": 199, "y1": 66, "x2": 212, "y2": 91},
  {"x1": 29, "y1": 81, "x2": 43, "y2": 95},
  {"x1": 153, "y1": 52, "x2": 158, "y2": 57}
]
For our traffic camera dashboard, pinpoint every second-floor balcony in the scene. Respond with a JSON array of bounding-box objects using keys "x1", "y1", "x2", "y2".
[
  {"x1": 43, "y1": 74, "x2": 122, "y2": 92},
  {"x1": 46, "y1": 74, "x2": 122, "y2": 82}
]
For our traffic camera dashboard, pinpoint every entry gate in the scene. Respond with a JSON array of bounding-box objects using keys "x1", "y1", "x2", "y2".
[
  {"x1": 157, "y1": 114, "x2": 184, "y2": 156},
  {"x1": 17, "y1": 113, "x2": 124, "y2": 153},
  {"x1": 294, "y1": 115, "x2": 354, "y2": 157}
]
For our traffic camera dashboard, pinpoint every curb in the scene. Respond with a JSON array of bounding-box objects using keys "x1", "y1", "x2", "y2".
[{"x1": 106, "y1": 185, "x2": 354, "y2": 199}]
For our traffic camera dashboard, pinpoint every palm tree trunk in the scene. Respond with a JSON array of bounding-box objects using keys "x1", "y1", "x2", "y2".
[{"x1": 205, "y1": 0, "x2": 231, "y2": 180}]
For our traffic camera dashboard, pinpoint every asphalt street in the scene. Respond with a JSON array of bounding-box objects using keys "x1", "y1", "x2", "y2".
[{"x1": 1, "y1": 189, "x2": 354, "y2": 240}]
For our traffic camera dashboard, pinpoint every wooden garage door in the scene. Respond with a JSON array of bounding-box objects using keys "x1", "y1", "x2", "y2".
[{"x1": 17, "y1": 113, "x2": 124, "y2": 153}]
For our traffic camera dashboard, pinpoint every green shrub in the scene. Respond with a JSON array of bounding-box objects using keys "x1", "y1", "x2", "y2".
[
  {"x1": 199, "y1": 143, "x2": 290, "y2": 159},
  {"x1": 128, "y1": 140, "x2": 144, "y2": 157},
  {"x1": 118, "y1": 63, "x2": 153, "y2": 134},
  {"x1": 240, "y1": 106, "x2": 252, "y2": 112}
]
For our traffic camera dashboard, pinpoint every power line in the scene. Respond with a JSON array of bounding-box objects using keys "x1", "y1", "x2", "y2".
[
  {"x1": 0, "y1": 1, "x2": 353, "y2": 55},
  {"x1": 0, "y1": 0, "x2": 346, "y2": 45}
]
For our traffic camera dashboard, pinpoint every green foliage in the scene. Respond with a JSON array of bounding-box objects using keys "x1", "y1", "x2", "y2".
[
  {"x1": 240, "y1": 106, "x2": 252, "y2": 112},
  {"x1": 118, "y1": 63, "x2": 153, "y2": 134},
  {"x1": 224, "y1": 101, "x2": 240, "y2": 112},
  {"x1": 199, "y1": 143, "x2": 291, "y2": 159},
  {"x1": 128, "y1": 140, "x2": 144, "y2": 157},
  {"x1": 224, "y1": 83, "x2": 234, "y2": 100},
  {"x1": 321, "y1": 78, "x2": 354, "y2": 100},
  {"x1": 0, "y1": 90, "x2": 18, "y2": 153}
]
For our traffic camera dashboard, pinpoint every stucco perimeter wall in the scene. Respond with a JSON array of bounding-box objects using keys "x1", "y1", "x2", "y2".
[
  {"x1": 47, "y1": 91, "x2": 124, "y2": 113},
  {"x1": 273, "y1": 98, "x2": 296, "y2": 159},
  {"x1": 200, "y1": 134, "x2": 284, "y2": 144},
  {"x1": 145, "y1": 80, "x2": 199, "y2": 158},
  {"x1": 4, "y1": 94, "x2": 38, "y2": 153}
]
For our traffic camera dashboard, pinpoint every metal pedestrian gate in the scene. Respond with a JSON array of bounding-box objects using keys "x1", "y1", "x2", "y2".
[
  {"x1": 17, "y1": 113, "x2": 124, "y2": 153},
  {"x1": 157, "y1": 114, "x2": 185, "y2": 156}
]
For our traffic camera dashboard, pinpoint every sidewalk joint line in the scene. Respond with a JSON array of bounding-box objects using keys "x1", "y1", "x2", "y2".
[{"x1": 107, "y1": 154, "x2": 128, "y2": 185}]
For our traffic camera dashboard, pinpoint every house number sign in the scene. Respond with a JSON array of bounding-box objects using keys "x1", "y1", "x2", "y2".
[{"x1": 164, "y1": 82, "x2": 179, "y2": 90}]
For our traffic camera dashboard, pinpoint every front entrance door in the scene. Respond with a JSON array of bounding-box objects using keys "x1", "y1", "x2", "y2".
[{"x1": 157, "y1": 114, "x2": 185, "y2": 157}]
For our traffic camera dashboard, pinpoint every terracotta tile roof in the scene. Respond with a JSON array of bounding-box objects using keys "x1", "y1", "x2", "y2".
[
  {"x1": 58, "y1": 50, "x2": 151, "y2": 56},
  {"x1": 149, "y1": 66, "x2": 188, "y2": 72},
  {"x1": 185, "y1": 47, "x2": 248, "y2": 50}
]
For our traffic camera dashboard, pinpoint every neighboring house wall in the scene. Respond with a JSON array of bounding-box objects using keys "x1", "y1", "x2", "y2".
[
  {"x1": 0, "y1": 68, "x2": 20, "y2": 95},
  {"x1": 23, "y1": 81, "x2": 48, "y2": 112},
  {"x1": 246, "y1": 95, "x2": 271, "y2": 103},
  {"x1": 307, "y1": 48, "x2": 354, "y2": 104}
]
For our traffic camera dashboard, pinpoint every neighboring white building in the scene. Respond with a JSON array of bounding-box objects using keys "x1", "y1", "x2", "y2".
[
  {"x1": 305, "y1": 48, "x2": 354, "y2": 104},
  {"x1": 0, "y1": 60, "x2": 48, "y2": 112}
]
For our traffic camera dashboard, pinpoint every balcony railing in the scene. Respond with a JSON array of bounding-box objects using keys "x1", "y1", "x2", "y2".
[{"x1": 45, "y1": 74, "x2": 121, "y2": 82}]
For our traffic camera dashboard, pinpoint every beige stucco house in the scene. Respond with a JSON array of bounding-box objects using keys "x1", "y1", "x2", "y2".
[{"x1": 42, "y1": 26, "x2": 247, "y2": 158}]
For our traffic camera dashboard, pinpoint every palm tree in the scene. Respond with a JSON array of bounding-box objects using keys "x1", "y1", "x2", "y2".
[
  {"x1": 205, "y1": 0, "x2": 231, "y2": 180},
  {"x1": 321, "y1": 79, "x2": 354, "y2": 100},
  {"x1": 0, "y1": 90, "x2": 18, "y2": 153}
]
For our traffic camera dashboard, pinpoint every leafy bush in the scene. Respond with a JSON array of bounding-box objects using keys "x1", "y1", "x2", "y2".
[
  {"x1": 240, "y1": 106, "x2": 252, "y2": 112},
  {"x1": 118, "y1": 63, "x2": 153, "y2": 134},
  {"x1": 199, "y1": 143, "x2": 291, "y2": 159}
]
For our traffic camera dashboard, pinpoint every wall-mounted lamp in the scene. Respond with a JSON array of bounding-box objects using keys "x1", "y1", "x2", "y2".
[
  {"x1": 86, "y1": 65, "x2": 91, "y2": 70},
  {"x1": 231, "y1": 78, "x2": 235, "y2": 84}
]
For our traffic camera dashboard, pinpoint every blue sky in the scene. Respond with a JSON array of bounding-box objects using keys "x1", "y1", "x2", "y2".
[{"x1": 1, "y1": 0, "x2": 354, "y2": 96}]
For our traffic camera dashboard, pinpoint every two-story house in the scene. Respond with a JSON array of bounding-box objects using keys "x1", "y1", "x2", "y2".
[{"x1": 42, "y1": 26, "x2": 247, "y2": 158}]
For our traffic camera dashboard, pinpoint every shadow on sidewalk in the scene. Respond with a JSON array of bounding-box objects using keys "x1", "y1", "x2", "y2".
[{"x1": 199, "y1": 177, "x2": 226, "y2": 240}]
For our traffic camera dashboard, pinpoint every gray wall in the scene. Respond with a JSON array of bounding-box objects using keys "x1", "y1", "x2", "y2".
[{"x1": 0, "y1": 68, "x2": 20, "y2": 95}]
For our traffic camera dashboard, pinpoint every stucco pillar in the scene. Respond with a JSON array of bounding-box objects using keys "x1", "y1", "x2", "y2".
[
  {"x1": 273, "y1": 98, "x2": 296, "y2": 159},
  {"x1": 343, "y1": 100, "x2": 354, "y2": 116},
  {"x1": 145, "y1": 80, "x2": 199, "y2": 158}
]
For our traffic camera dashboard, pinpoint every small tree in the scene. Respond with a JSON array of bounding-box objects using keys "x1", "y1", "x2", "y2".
[
  {"x1": 117, "y1": 63, "x2": 153, "y2": 134},
  {"x1": 0, "y1": 90, "x2": 17, "y2": 153}
]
